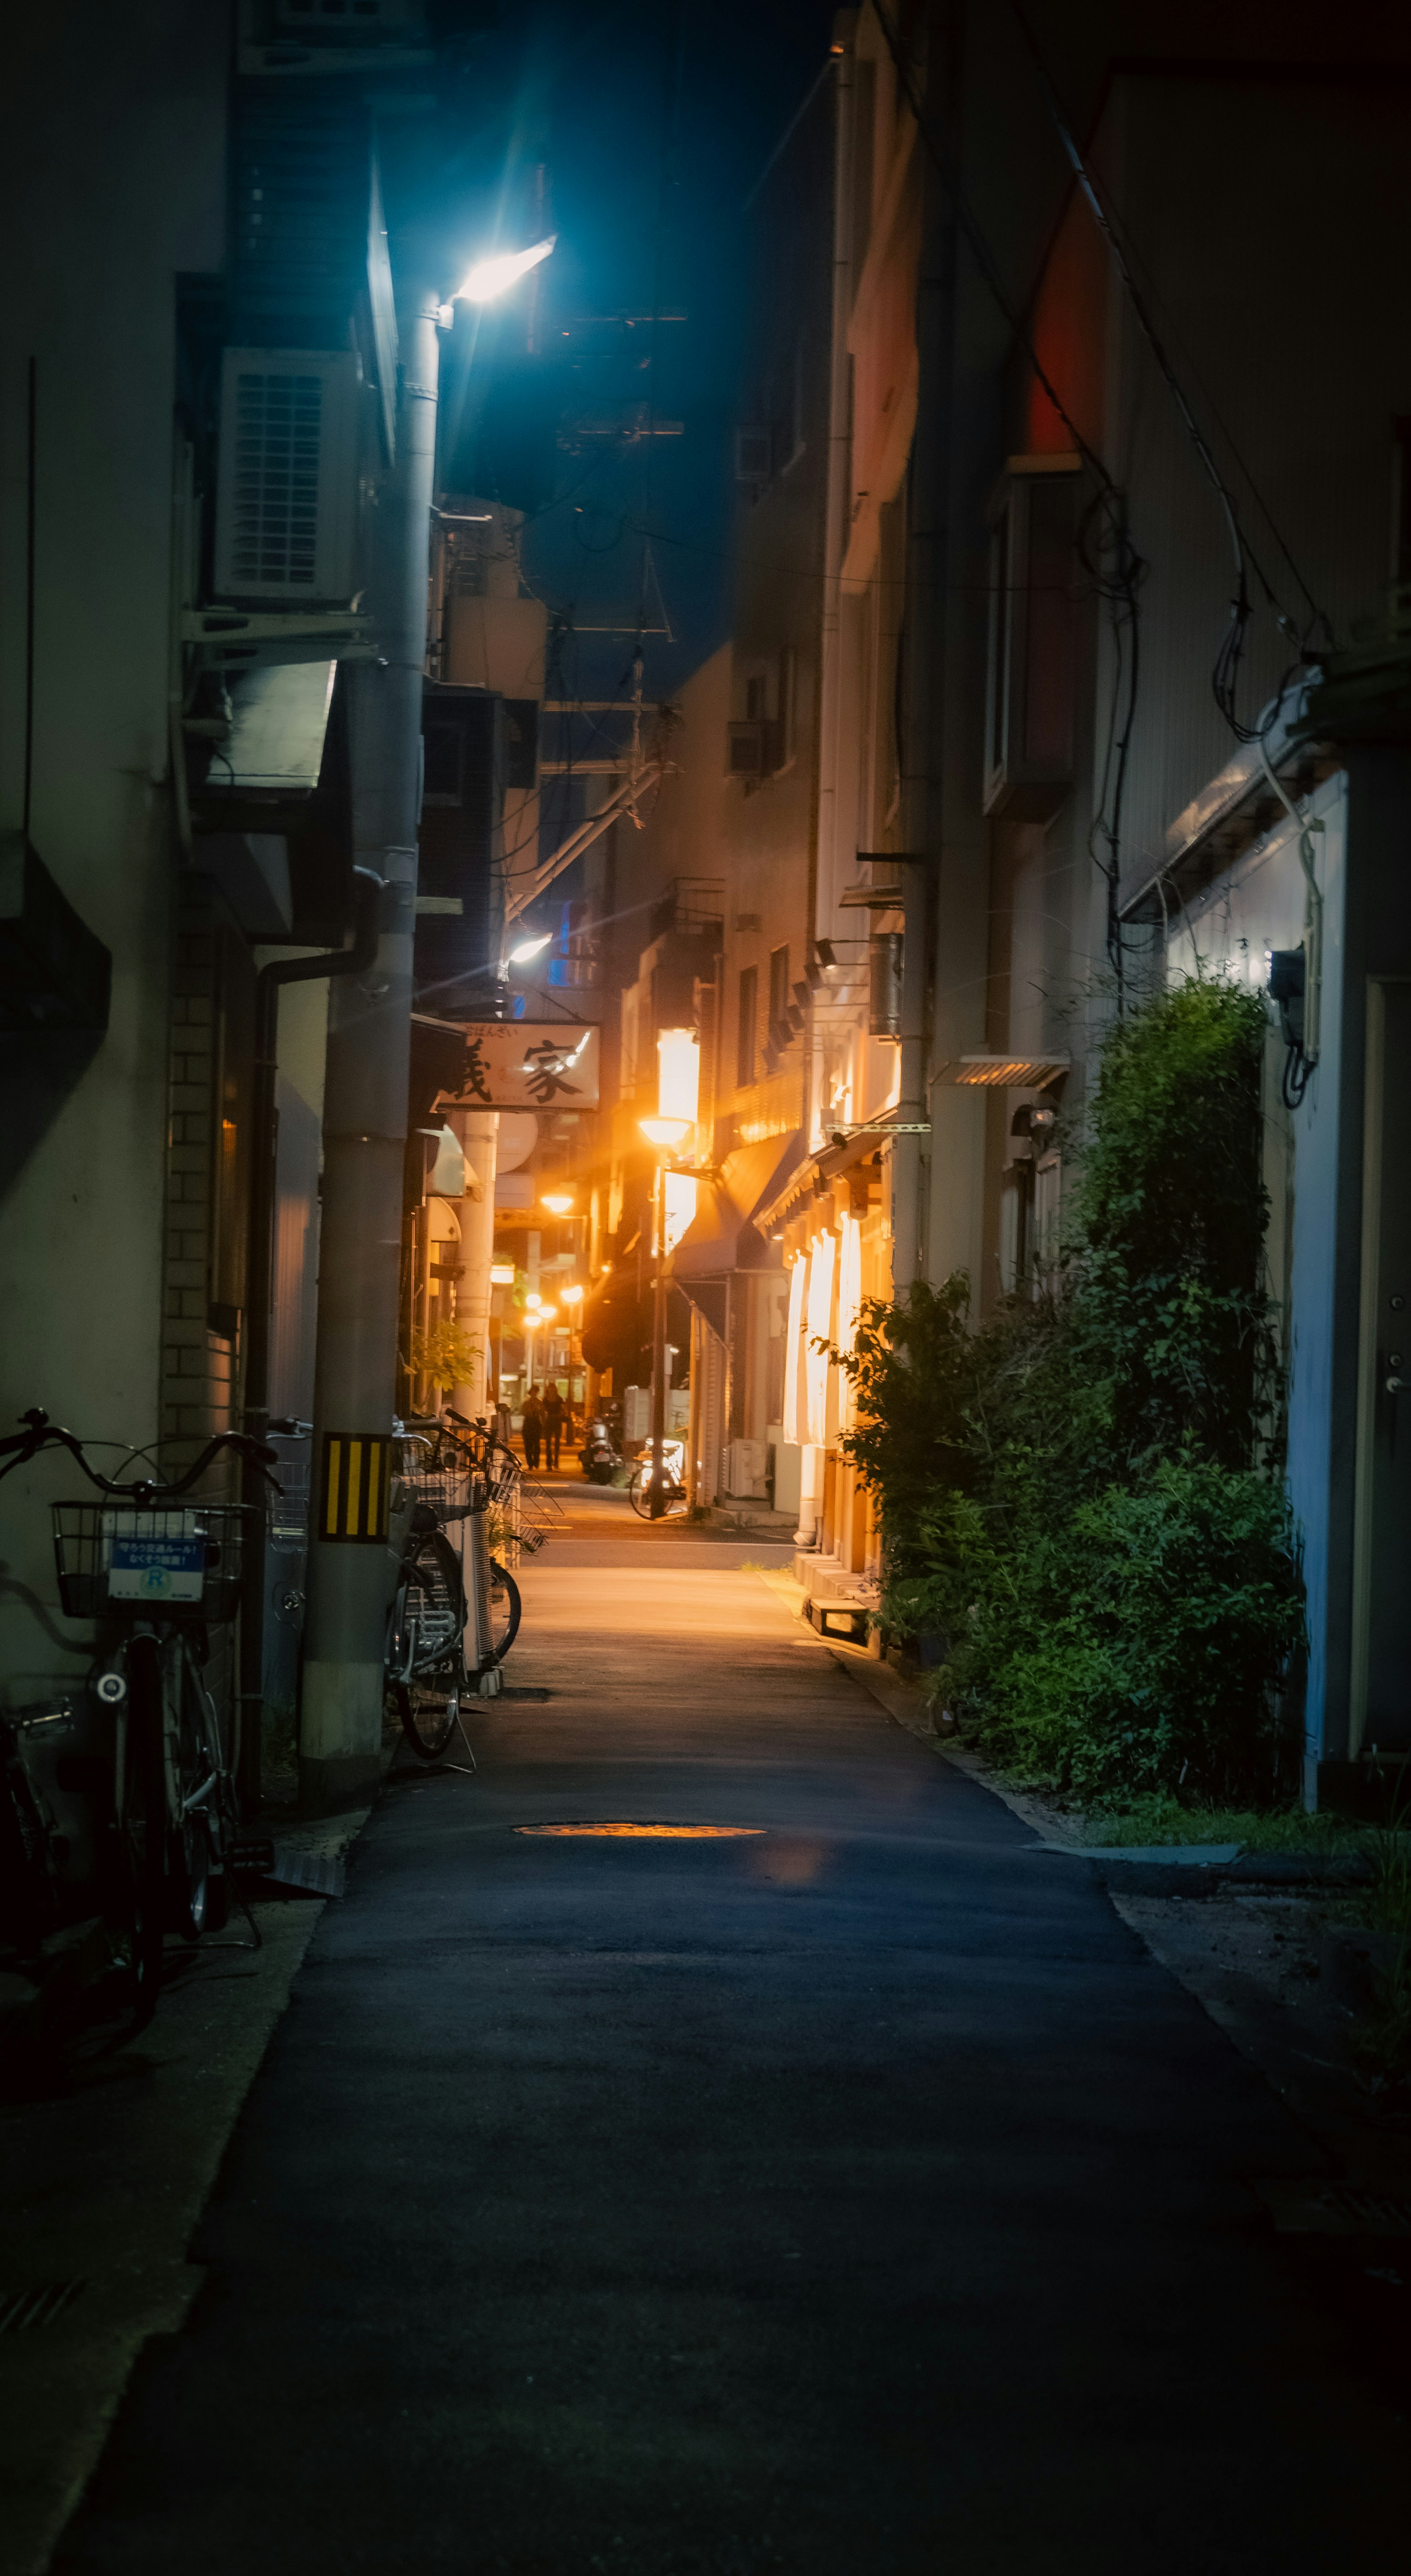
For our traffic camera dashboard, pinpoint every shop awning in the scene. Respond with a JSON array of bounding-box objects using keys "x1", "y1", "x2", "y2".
[{"x1": 671, "y1": 1132, "x2": 804, "y2": 1288}]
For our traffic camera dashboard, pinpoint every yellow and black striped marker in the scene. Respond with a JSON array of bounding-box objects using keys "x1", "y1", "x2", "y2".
[{"x1": 319, "y1": 1434, "x2": 391, "y2": 1543}]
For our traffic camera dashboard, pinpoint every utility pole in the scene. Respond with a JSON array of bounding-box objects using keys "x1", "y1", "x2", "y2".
[
  {"x1": 448, "y1": 1105, "x2": 500, "y2": 1419},
  {"x1": 649, "y1": 1155, "x2": 668, "y2": 1518},
  {"x1": 298, "y1": 288, "x2": 441, "y2": 1814}
]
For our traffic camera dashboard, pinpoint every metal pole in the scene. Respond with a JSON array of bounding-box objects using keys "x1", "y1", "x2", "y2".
[
  {"x1": 891, "y1": 19, "x2": 955, "y2": 1291},
  {"x1": 448, "y1": 1106, "x2": 499, "y2": 1421},
  {"x1": 649, "y1": 1156, "x2": 667, "y2": 1518},
  {"x1": 237, "y1": 877, "x2": 382, "y2": 1818},
  {"x1": 298, "y1": 292, "x2": 441, "y2": 1815}
]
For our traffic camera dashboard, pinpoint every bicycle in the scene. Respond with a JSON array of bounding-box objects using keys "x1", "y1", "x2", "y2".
[
  {"x1": 0, "y1": 1407, "x2": 280, "y2": 2026},
  {"x1": 628, "y1": 1436, "x2": 689, "y2": 1520},
  {"x1": 385, "y1": 1420, "x2": 521, "y2": 1762}
]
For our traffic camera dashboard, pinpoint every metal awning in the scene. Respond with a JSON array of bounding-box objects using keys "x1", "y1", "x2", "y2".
[{"x1": 671, "y1": 1132, "x2": 804, "y2": 1285}]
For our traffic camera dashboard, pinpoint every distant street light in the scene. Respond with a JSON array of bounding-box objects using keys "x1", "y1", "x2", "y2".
[
  {"x1": 561, "y1": 1283, "x2": 584, "y2": 1307},
  {"x1": 541, "y1": 1191, "x2": 574, "y2": 1214},
  {"x1": 508, "y1": 931, "x2": 553, "y2": 966},
  {"x1": 638, "y1": 1115, "x2": 691, "y2": 1150},
  {"x1": 456, "y1": 237, "x2": 557, "y2": 305}
]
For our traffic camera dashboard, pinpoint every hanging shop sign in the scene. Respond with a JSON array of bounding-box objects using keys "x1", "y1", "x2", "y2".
[{"x1": 443, "y1": 1022, "x2": 600, "y2": 1111}]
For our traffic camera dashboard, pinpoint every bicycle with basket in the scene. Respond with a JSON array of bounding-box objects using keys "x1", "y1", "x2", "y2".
[
  {"x1": 0, "y1": 1406, "x2": 281, "y2": 2031},
  {"x1": 385, "y1": 1416, "x2": 525, "y2": 1761}
]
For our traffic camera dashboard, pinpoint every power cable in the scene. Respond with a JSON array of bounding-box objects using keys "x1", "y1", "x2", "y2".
[
  {"x1": 870, "y1": 1, "x2": 1144, "y2": 1001},
  {"x1": 1004, "y1": 0, "x2": 1335, "y2": 741}
]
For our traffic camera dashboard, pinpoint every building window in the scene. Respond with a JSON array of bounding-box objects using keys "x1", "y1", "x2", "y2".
[
  {"x1": 768, "y1": 943, "x2": 790, "y2": 1041},
  {"x1": 737, "y1": 964, "x2": 757, "y2": 1089},
  {"x1": 983, "y1": 462, "x2": 1078, "y2": 819}
]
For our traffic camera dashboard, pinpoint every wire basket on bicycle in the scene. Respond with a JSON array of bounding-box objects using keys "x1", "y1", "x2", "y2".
[{"x1": 51, "y1": 1502, "x2": 251, "y2": 1624}]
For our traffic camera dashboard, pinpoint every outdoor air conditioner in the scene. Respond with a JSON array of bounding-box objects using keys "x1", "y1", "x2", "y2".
[
  {"x1": 214, "y1": 348, "x2": 359, "y2": 606},
  {"x1": 735, "y1": 426, "x2": 772, "y2": 483},
  {"x1": 726, "y1": 1438, "x2": 766, "y2": 1498}
]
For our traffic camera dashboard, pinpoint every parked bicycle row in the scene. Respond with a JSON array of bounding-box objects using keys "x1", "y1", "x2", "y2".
[{"x1": 0, "y1": 1404, "x2": 560, "y2": 2059}]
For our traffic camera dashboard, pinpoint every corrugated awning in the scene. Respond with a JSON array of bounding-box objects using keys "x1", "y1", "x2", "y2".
[{"x1": 671, "y1": 1132, "x2": 804, "y2": 1285}]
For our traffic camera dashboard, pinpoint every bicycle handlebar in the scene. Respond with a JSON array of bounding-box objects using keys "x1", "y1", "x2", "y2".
[{"x1": 0, "y1": 1410, "x2": 282, "y2": 1500}]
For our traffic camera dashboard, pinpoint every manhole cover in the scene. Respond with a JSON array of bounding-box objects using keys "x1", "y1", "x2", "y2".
[
  {"x1": 1256, "y1": 2180, "x2": 1411, "y2": 2235},
  {"x1": 515, "y1": 1823, "x2": 764, "y2": 1839}
]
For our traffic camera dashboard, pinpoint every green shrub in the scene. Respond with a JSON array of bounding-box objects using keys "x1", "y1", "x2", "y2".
[{"x1": 833, "y1": 976, "x2": 1304, "y2": 1805}]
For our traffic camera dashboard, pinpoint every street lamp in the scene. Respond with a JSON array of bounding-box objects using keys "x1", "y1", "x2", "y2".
[
  {"x1": 637, "y1": 1112, "x2": 692, "y2": 1518},
  {"x1": 455, "y1": 237, "x2": 557, "y2": 305},
  {"x1": 507, "y1": 931, "x2": 552, "y2": 968},
  {"x1": 541, "y1": 1191, "x2": 574, "y2": 1215}
]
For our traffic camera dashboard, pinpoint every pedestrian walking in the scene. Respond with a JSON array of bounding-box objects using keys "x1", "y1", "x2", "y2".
[
  {"x1": 543, "y1": 1384, "x2": 566, "y2": 1471},
  {"x1": 520, "y1": 1386, "x2": 543, "y2": 1474}
]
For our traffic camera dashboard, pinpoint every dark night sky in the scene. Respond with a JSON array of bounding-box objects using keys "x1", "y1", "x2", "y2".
[{"x1": 430, "y1": 0, "x2": 834, "y2": 700}]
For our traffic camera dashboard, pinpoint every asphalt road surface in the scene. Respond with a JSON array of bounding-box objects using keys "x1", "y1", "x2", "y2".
[{"x1": 53, "y1": 1506, "x2": 1405, "y2": 2572}]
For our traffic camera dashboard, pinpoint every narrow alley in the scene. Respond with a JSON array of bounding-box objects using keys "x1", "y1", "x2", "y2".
[{"x1": 43, "y1": 1495, "x2": 1404, "y2": 2574}]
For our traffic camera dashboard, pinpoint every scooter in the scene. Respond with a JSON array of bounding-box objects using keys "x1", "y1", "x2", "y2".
[{"x1": 579, "y1": 1417, "x2": 624, "y2": 1484}]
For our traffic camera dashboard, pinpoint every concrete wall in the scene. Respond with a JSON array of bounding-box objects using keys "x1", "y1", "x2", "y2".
[
  {"x1": 0, "y1": 0, "x2": 227, "y2": 1702},
  {"x1": 1166, "y1": 782, "x2": 1349, "y2": 1771}
]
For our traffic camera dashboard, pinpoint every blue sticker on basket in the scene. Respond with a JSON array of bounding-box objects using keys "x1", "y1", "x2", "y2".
[{"x1": 108, "y1": 1536, "x2": 206, "y2": 1603}]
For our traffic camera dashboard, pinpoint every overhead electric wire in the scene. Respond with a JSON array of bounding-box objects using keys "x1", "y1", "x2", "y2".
[{"x1": 1004, "y1": 0, "x2": 1335, "y2": 740}]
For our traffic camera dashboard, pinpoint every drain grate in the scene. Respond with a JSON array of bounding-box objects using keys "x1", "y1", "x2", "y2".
[
  {"x1": 1256, "y1": 2180, "x2": 1411, "y2": 2236},
  {"x1": 261, "y1": 1846, "x2": 345, "y2": 1898},
  {"x1": 0, "y1": 2281, "x2": 86, "y2": 2333}
]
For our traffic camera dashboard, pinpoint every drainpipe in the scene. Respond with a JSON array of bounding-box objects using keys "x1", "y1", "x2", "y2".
[
  {"x1": 237, "y1": 866, "x2": 384, "y2": 1818},
  {"x1": 816, "y1": 33, "x2": 855, "y2": 955},
  {"x1": 298, "y1": 290, "x2": 442, "y2": 1815},
  {"x1": 892, "y1": 21, "x2": 955, "y2": 1291}
]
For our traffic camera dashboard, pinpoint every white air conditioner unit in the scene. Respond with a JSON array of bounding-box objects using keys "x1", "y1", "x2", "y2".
[
  {"x1": 214, "y1": 348, "x2": 359, "y2": 607},
  {"x1": 273, "y1": 0, "x2": 419, "y2": 26},
  {"x1": 726, "y1": 1438, "x2": 766, "y2": 1498},
  {"x1": 735, "y1": 426, "x2": 772, "y2": 483}
]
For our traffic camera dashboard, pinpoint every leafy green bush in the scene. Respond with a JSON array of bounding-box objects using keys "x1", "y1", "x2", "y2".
[
  {"x1": 1069, "y1": 976, "x2": 1277, "y2": 1470},
  {"x1": 834, "y1": 977, "x2": 1304, "y2": 1803}
]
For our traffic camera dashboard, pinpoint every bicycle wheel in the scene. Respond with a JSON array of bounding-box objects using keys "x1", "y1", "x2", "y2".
[
  {"x1": 628, "y1": 1463, "x2": 687, "y2": 1521},
  {"x1": 487, "y1": 1560, "x2": 522, "y2": 1664},
  {"x1": 112, "y1": 1636, "x2": 167, "y2": 2024},
  {"x1": 169, "y1": 1646, "x2": 229, "y2": 1940},
  {"x1": 387, "y1": 1530, "x2": 464, "y2": 1760}
]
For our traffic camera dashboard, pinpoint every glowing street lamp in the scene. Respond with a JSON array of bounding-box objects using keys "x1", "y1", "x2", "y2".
[
  {"x1": 638, "y1": 1116, "x2": 691, "y2": 1151},
  {"x1": 541, "y1": 1191, "x2": 574, "y2": 1215},
  {"x1": 507, "y1": 931, "x2": 552, "y2": 968},
  {"x1": 456, "y1": 237, "x2": 557, "y2": 305}
]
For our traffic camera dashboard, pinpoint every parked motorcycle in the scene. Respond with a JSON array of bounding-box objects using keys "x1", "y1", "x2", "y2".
[{"x1": 579, "y1": 1417, "x2": 624, "y2": 1485}]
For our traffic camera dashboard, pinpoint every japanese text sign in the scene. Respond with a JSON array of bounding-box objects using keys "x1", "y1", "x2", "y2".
[{"x1": 446, "y1": 1022, "x2": 600, "y2": 1111}]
